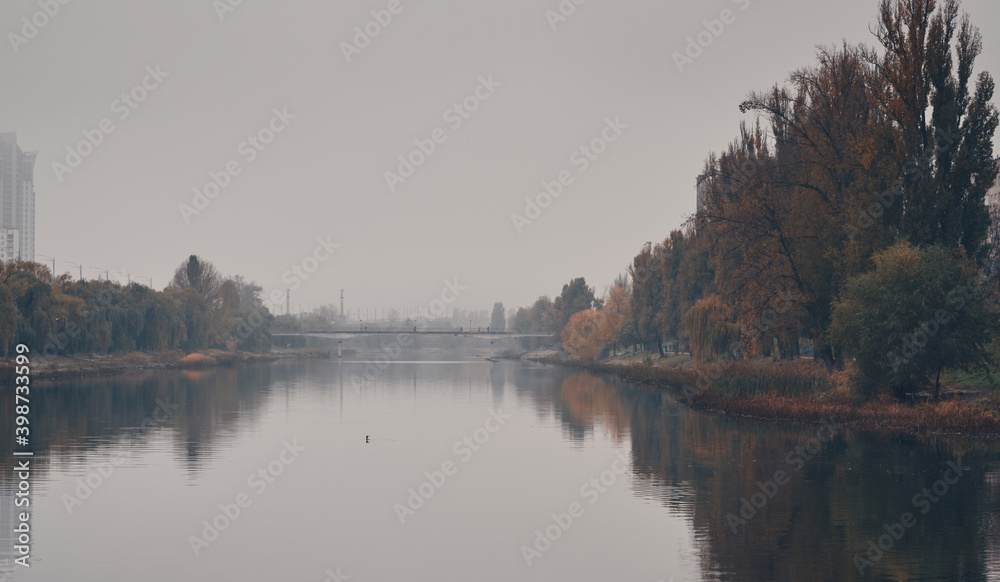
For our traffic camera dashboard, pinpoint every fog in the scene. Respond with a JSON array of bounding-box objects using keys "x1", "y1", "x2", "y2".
[{"x1": 3, "y1": 0, "x2": 998, "y2": 314}]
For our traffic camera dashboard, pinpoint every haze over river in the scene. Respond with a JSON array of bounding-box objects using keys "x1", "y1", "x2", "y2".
[{"x1": 3, "y1": 338, "x2": 1000, "y2": 581}]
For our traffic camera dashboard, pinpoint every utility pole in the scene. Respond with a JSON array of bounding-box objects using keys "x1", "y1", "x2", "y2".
[
  {"x1": 286, "y1": 289, "x2": 290, "y2": 319},
  {"x1": 66, "y1": 261, "x2": 83, "y2": 281},
  {"x1": 37, "y1": 255, "x2": 55, "y2": 277},
  {"x1": 340, "y1": 289, "x2": 345, "y2": 319}
]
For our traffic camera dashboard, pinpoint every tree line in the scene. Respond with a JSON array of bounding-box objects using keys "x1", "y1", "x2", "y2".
[
  {"x1": 2, "y1": 255, "x2": 271, "y2": 358},
  {"x1": 522, "y1": 0, "x2": 1000, "y2": 400}
]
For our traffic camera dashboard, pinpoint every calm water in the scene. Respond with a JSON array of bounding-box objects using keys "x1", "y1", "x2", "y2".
[{"x1": 3, "y1": 344, "x2": 1000, "y2": 581}]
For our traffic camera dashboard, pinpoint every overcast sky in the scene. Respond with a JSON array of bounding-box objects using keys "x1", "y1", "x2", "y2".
[{"x1": 3, "y1": 0, "x2": 998, "y2": 316}]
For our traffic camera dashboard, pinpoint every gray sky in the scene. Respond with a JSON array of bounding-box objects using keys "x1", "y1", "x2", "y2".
[{"x1": 3, "y1": 0, "x2": 998, "y2": 315}]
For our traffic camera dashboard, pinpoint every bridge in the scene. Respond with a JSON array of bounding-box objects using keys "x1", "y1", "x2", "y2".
[{"x1": 273, "y1": 330, "x2": 552, "y2": 338}]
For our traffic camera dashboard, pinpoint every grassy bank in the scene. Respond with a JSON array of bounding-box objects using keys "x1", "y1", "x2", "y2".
[
  {"x1": 10, "y1": 348, "x2": 331, "y2": 382},
  {"x1": 541, "y1": 355, "x2": 1000, "y2": 438}
]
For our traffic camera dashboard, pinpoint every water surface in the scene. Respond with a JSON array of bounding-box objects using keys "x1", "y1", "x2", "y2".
[{"x1": 2, "y1": 350, "x2": 1000, "y2": 581}]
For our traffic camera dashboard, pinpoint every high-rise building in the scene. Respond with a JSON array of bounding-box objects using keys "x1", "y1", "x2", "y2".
[
  {"x1": 987, "y1": 157, "x2": 1000, "y2": 212},
  {"x1": 696, "y1": 174, "x2": 708, "y2": 214},
  {"x1": 0, "y1": 133, "x2": 36, "y2": 262}
]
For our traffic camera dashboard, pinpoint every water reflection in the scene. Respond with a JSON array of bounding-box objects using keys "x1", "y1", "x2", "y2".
[
  {"x1": 554, "y1": 369, "x2": 1000, "y2": 582},
  {"x1": 7, "y1": 359, "x2": 1000, "y2": 581}
]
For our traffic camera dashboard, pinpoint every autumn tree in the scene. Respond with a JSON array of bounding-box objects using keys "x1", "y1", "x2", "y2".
[
  {"x1": 561, "y1": 309, "x2": 604, "y2": 361},
  {"x1": 684, "y1": 294, "x2": 740, "y2": 365},
  {"x1": 597, "y1": 285, "x2": 628, "y2": 356},
  {"x1": 707, "y1": 41, "x2": 896, "y2": 371}
]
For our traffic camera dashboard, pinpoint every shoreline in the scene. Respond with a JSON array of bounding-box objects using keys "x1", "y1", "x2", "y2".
[
  {"x1": 15, "y1": 348, "x2": 331, "y2": 382},
  {"x1": 528, "y1": 353, "x2": 1000, "y2": 440}
]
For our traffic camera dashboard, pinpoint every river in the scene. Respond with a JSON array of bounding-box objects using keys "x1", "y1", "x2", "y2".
[{"x1": 3, "y1": 342, "x2": 1000, "y2": 581}]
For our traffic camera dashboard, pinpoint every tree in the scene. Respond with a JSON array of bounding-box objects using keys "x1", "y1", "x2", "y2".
[
  {"x1": 490, "y1": 302, "x2": 506, "y2": 332},
  {"x1": 530, "y1": 296, "x2": 554, "y2": 333},
  {"x1": 597, "y1": 285, "x2": 628, "y2": 356},
  {"x1": 548, "y1": 278, "x2": 595, "y2": 334},
  {"x1": 830, "y1": 241, "x2": 999, "y2": 400},
  {"x1": 871, "y1": 0, "x2": 999, "y2": 262},
  {"x1": 716, "y1": 42, "x2": 890, "y2": 371},
  {"x1": 684, "y1": 294, "x2": 740, "y2": 365},
  {"x1": 511, "y1": 296, "x2": 552, "y2": 333},
  {"x1": 170, "y1": 255, "x2": 221, "y2": 307},
  {"x1": 561, "y1": 309, "x2": 604, "y2": 361},
  {"x1": 628, "y1": 243, "x2": 664, "y2": 354}
]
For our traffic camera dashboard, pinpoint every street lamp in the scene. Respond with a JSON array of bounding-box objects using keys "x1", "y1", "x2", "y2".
[
  {"x1": 37, "y1": 254, "x2": 55, "y2": 277},
  {"x1": 65, "y1": 261, "x2": 83, "y2": 281}
]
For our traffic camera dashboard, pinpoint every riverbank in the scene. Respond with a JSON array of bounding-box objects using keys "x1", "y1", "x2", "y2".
[
  {"x1": 13, "y1": 348, "x2": 331, "y2": 382},
  {"x1": 528, "y1": 351, "x2": 1000, "y2": 439}
]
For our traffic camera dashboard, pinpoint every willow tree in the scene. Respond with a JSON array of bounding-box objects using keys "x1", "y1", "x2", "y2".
[{"x1": 684, "y1": 294, "x2": 740, "y2": 365}]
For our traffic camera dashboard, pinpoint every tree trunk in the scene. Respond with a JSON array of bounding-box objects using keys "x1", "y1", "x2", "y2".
[
  {"x1": 834, "y1": 347, "x2": 846, "y2": 372},
  {"x1": 933, "y1": 366, "x2": 943, "y2": 402},
  {"x1": 814, "y1": 345, "x2": 835, "y2": 373}
]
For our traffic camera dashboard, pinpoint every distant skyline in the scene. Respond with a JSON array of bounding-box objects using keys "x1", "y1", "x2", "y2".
[
  {"x1": 2, "y1": 0, "x2": 998, "y2": 314},
  {"x1": 0, "y1": 132, "x2": 35, "y2": 263}
]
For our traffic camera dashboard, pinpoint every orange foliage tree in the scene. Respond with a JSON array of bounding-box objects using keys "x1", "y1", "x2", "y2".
[{"x1": 561, "y1": 309, "x2": 605, "y2": 361}]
